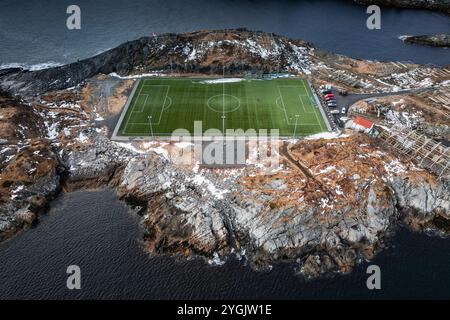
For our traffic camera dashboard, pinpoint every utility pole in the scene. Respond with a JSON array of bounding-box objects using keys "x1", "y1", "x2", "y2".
[
  {"x1": 223, "y1": 64, "x2": 225, "y2": 136},
  {"x1": 293, "y1": 114, "x2": 300, "y2": 139},
  {"x1": 222, "y1": 115, "x2": 226, "y2": 136},
  {"x1": 148, "y1": 115, "x2": 154, "y2": 137}
]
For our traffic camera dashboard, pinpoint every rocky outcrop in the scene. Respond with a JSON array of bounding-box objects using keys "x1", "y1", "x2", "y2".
[
  {"x1": 0, "y1": 91, "x2": 61, "y2": 241},
  {"x1": 1, "y1": 30, "x2": 306, "y2": 96},
  {"x1": 0, "y1": 142, "x2": 60, "y2": 240},
  {"x1": 422, "y1": 124, "x2": 450, "y2": 141},
  {"x1": 58, "y1": 132, "x2": 444, "y2": 278},
  {"x1": 401, "y1": 34, "x2": 450, "y2": 47},
  {"x1": 60, "y1": 130, "x2": 128, "y2": 190},
  {"x1": 391, "y1": 174, "x2": 450, "y2": 231},
  {"x1": 354, "y1": 0, "x2": 450, "y2": 14},
  {"x1": 0, "y1": 38, "x2": 150, "y2": 97},
  {"x1": 118, "y1": 156, "x2": 230, "y2": 256}
]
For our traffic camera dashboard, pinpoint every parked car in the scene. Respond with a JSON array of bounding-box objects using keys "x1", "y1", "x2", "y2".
[
  {"x1": 330, "y1": 109, "x2": 340, "y2": 114},
  {"x1": 321, "y1": 89, "x2": 332, "y2": 95},
  {"x1": 341, "y1": 107, "x2": 347, "y2": 114},
  {"x1": 327, "y1": 102, "x2": 337, "y2": 107},
  {"x1": 324, "y1": 93, "x2": 335, "y2": 99},
  {"x1": 325, "y1": 96, "x2": 335, "y2": 101}
]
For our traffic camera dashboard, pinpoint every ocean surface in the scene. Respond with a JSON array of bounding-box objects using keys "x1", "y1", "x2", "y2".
[
  {"x1": 0, "y1": 0, "x2": 449, "y2": 68},
  {"x1": 0, "y1": 189, "x2": 449, "y2": 300}
]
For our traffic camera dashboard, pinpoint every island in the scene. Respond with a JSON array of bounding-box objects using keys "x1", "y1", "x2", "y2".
[{"x1": 0, "y1": 29, "x2": 449, "y2": 278}]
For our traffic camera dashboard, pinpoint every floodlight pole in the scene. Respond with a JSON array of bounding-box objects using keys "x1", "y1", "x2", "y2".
[
  {"x1": 293, "y1": 114, "x2": 299, "y2": 139},
  {"x1": 148, "y1": 115, "x2": 154, "y2": 137},
  {"x1": 222, "y1": 64, "x2": 225, "y2": 136},
  {"x1": 222, "y1": 115, "x2": 226, "y2": 137}
]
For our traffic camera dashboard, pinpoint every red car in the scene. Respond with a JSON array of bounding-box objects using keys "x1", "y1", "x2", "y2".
[
  {"x1": 324, "y1": 93, "x2": 335, "y2": 99},
  {"x1": 325, "y1": 96, "x2": 335, "y2": 101}
]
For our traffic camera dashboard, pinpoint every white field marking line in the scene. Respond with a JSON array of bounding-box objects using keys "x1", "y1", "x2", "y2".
[
  {"x1": 132, "y1": 94, "x2": 148, "y2": 112},
  {"x1": 245, "y1": 80, "x2": 256, "y2": 131},
  {"x1": 277, "y1": 85, "x2": 316, "y2": 127},
  {"x1": 118, "y1": 131, "x2": 174, "y2": 135},
  {"x1": 163, "y1": 96, "x2": 172, "y2": 110},
  {"x1": 275, "y1": 97, "x2": 286, "y2": 112},
  {"x1": 157, "y1": 85, "x2": 170, "y2": 125},
  {"x1": 223, "y1": 68, "x2": 225, "y2": 134},
  {"x1": 128, "y1": 112, "x2": 319, "y2": 137},
  {"x1": 279, "y1": 83, "x2": 313, "y2": 115},
  {"x1": 123, "y1": 80, "x2": 147, "y2": 134},
  {"x1": 124, "y1": 116, "x2": 322, "y2": 136},
  {"x1": 301, "y1": 81, "x2": 325, "y2": 131},
  {"x1": 275, "y1": 97, "x2": 317, "y2": 125},
  {"x1": 277, "y1": 83, "x2": 323, "y2": 131},
  {"x1": 123, "y1": 79, "x2": 154, "y2": 133},
  {"x1": 141, "y1": 84, "x2": 170, "y2": 87},
  {"x1": 276, "y1": 85, "x2": 296, "y2": 126},
  {"x1": 253, "y1": 89, "x2": 260, "y2": 133},
  {"x1": 128, "y1": 85, "x2": 170, "y2": 126},
  {"x1": 301, "y1": 81, "x2": 326, "y2": 131},
  {"x1": 297, "y1": 94, "x2": 311, "y2": 114},
  {"x1": 119, "y1": 78, "x2": 236, "y2": 136},
  {"x1": 206, "y1": 94, "x2": 241, "y2": 113}
]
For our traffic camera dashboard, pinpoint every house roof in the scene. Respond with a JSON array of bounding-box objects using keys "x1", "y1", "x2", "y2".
[{"x1": 354, "y1": 116, "x2": 374, "y2": 129}]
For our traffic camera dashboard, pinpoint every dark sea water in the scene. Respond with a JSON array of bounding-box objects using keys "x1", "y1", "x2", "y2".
[
  {"x1": 0, "y1": 189, "x2": 449, "y2": 300},
  {"x1": 0, "y1": 0, "x2": 449, "y2": 68}
]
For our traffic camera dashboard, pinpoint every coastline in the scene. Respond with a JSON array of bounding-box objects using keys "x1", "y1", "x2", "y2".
[
  {"x1": 353, "y1": 0, "x2": 450, "y2": 14},
  {"x1": 400, "y1": 34, "x2": 450, "y2": 47},
  {"x1": 1, "y1": 188, "x2": 450, "y2": 299},
  {"x1": 0, "y1": 29, "x2": 449, "y2": 279}
]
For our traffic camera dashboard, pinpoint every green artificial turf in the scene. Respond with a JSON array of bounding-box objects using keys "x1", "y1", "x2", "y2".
[{"x1": 117, "y1": 77, "x2": 327, "y2": 137}]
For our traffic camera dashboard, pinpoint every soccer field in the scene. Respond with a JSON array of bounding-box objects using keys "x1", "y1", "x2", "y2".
[{"x1": 115, "y1": 77, "x2": 328, "y2": 137}]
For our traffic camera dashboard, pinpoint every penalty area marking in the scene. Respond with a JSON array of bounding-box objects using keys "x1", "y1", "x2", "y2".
[
  {"x1": 276, "y1": 85, "x2": 323, "y2": 129},
  {"x1": 133, "y1": 94, "x2": 148, "y2": 112},
  {"x1": 125, "y1": 85, "x2": 170, "y2": 130},
  {"x1": 163, "y1": 96, "x2": 172, "y2": 110},
  {"x1": 300, "y1": 81, "x2": 326, "y2": 131}
]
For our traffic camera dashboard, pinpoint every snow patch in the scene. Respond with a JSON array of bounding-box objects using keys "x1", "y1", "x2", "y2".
[
  {"x1": 43, "y1": 121, "x2": 59, "y2": 140},
  {"x1": 190, "y1": 174, "x2": 228, "y2": 200},
  {"x1": 0, "y1": 61, "x2": 62, "y2": 71},
  {"x1": 10, "y1": 185, "x2": 24, "y2": 200},
  {"x1": 200, "y1": 78, "x2": 243, "y2": 84},
  {"x1": 76, "y1": 131, "x2": 89, "y2": 144},
  {"x1": 305, "y1": 132, "x2": 349, "y2": 140},
  {"x1": 109, "y1": 72, "x2": 167, "y2": 79}
]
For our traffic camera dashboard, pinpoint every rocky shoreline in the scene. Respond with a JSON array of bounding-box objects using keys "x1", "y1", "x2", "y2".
[
  {"x1": 353, "y1": 0, "x2": 450, "y2": 14},
  {"x1": 0, "y1": 29, "x2": 449, "y2": 278},
  {"x1": 401, "y1": 34, "x2": 450, "y2": 47}
]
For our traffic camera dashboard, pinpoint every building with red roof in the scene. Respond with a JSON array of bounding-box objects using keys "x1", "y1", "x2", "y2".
[{"x1": 354, "y1": 117, "x2": 374, "y2": 130}]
